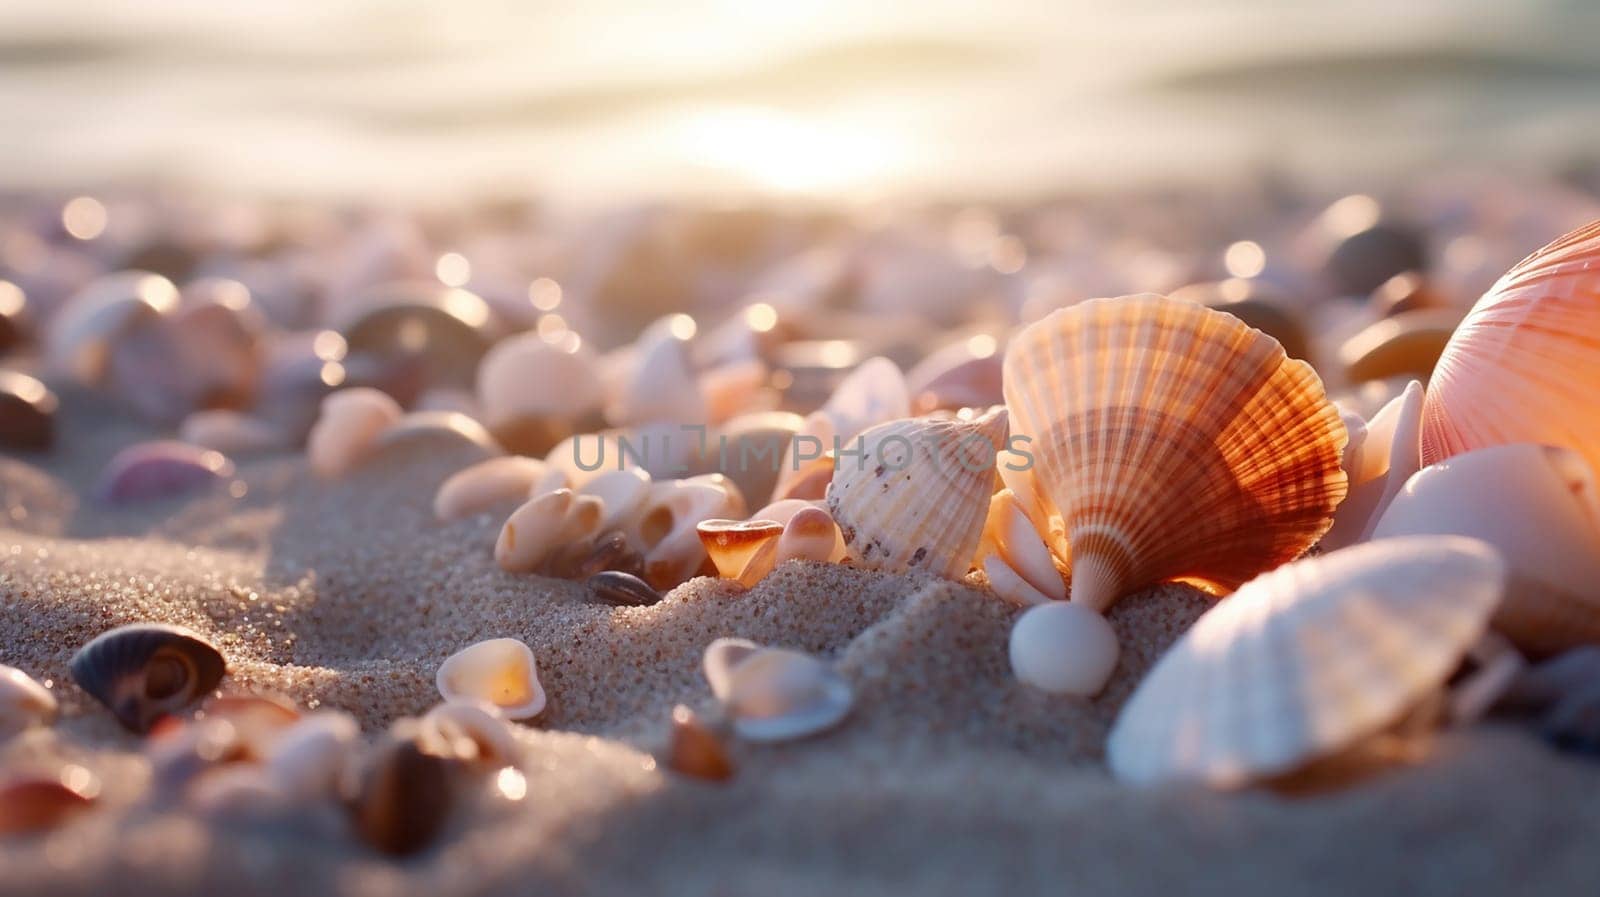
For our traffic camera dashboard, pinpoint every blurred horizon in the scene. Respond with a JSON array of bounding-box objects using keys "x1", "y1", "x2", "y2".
[{"x1": 2, "y1": 0, "x2": 1598, "y2": 207}]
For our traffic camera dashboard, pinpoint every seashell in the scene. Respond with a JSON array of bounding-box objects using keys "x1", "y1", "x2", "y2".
[
  {"x1": 983, "y1": 554, "x2": 1053, "y2": 607},
  {"x1": 47, "y1": 270, "x2": 178, "y2": 383},
  {"x1": 0, "y1": 766, "x2": 100, "y2": 835},
  {"x1": 186, "y1": 765, "x2": 293, "y2": 819},
  {"x1": 819, "y1": 355, "x2": 909, "y2": 444},
  {"x1": 609, "y1": 321, "x2": 706, "y2": 427},
  {"x1": 1501, "y1": 648, "x2": 1600, "y2": 755},
  {"x1": 557, "y1": 531, "x2": 645, "y2": 581},
  {"x1": 349, "y1": 734, "x2": 456, "y2": 857},
  {"x1": 544, "y1": 430, "x2": 643, "y2": 491},
  {"x1": 773, "y1": 506, "x2": 841, "y2": 565},
  {"x1": 306, "y1": 387, "x2": 402, "y2": 478},
  {"x1": 1320, "y1": 380, "x2": 1424, "y2": 551},
  {"x1": 663, "y1": 704, "x2": 734, "y2": 782},
  {"x1": 974, "y1": 490, "x2": 1065, "y2": 601},
  {"x1": 692, "y1": 411, "x2": 802, "y2": 509},
  {"x1": 373, "y1": 410, "x2": 501, "y2": 457},
  {"x1": 906, "y1": 336, "x2": 1005, "y2": 415},
  {"x1": 634, "y1": 475, "x2": 747, "y2": 589},
  {"x1": 699, "y1": 358, "x2": 771, "y2": 424},
  {"x1": 1369, "y1": 271, "x2": 1449, "y2": 318},
  {"x1": 0, "y1": 370, "x2": 57, "y2": 451},
  {"x1": 105, "y1": 295, "x2": 264, "y2": 424},
  {"x1": 1169, "y1": 279, "x2": 1311, "y2": 361},
  {"x1": 263, "y1": 711, "x2": 361, "y2": 800},
  {"x1": 0, "y1": 665, "x2": 56, "y2": 739},
  {"x1": 1337, "y1": 308, "x2": 1459, "y2": 385},
  {"x1": 1421, "y1": 220, "x2": 1600, "y2": 477},
  {"x1": 418, "y1": 701, "x2": 521, "y2": 767},
  {"x1": 476, "y1": 332, "x2": 605, "y2": 454},
  {"x1": 70, "y1": 623, "x2": 226, "y2": 733},
  {"x1": 145, "y1": 717, "x2": 249, "y2": 792},
  {"x1": 1106, "y1": 536, "x2": 1505, "y2": 788},
  {"x1": 1373, "y1": 443, "x2": 1600, "y2": 657},
  {"x1": 1314, "y1": 200, "x2": 1427, "y2": 296},
  {"x1": 1009, "y1": 601, "x2": 1119, "y2": 694},
  {"x1": 336, "y1": 281, "x2": 497, "y2": 395},
  {"x1": 435, "y1": 456, "x2": 554, "y2": 521},
  {"x1": 436, "y1": 638, "x2": 547, "y2": 720},
  {"x1": 827, "y1": 408, "x2": 1007, "y2": 579},
  {"x1": 1003, "y1": 294, "x2": 1348, "y2": 611},
  {"x1": 697, "y1": 518, "x2": 783, "y2": 579},
  {"x1": 495, "y1": 488, "x2": 576, "y2": 573},
  {"x1": 586, "y1": 570, "x2": 663, "y2": 607},
  {"x1": 577, "y1": 468, "x2": 653, "y2": 532},
  {"x1": 179, "y1": 409, "x2": 287, "y2": 454},
  {"x1": 94, "y1": 440, "x2": 235, "y2": 505},
  {"x1": 773, "y1": 410, "x2": 837, "y2": 502},
  {"x1": 199, "y1": 694, "x2": 301, "y2": 759},
  {"x1": 702, "y1": 639, "x2": 853, "y2": 743}
]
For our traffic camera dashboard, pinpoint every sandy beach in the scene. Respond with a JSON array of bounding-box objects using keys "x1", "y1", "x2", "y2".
[{"x1": 3, "y1": 385, "x2": 1598, "y2": 897}]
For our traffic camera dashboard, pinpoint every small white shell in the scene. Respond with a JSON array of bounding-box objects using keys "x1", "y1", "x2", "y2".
[
  {"x1": 976, "y1": 490, "x2": 1065, "y2": 600},
  {"x1": 634, "y1": 475, "x2": 747, "y2": 589},
  {"x1": 436, "y1": 638, "x2": 547, "y2": 720},
  {"x1": 306, "y1": 387, "x2": 402, "y2": 478},
  {"x1": 577, "y1": 468, "x2": 653, "y2": 532},
  {"x1": 702, "y1": 638, "x2": 853, "y2": 742},
  {"x1": 263, "y1": 711, "x2": 361, "y2": 800},
  {"x1": 418, "y1": 701, "x2": 521, "y2": 767},
  {"x1": 820, "y1": 355, "x2": 909, "y2": 442},
  {"x1": 773, "y1": 506, "x2": 839, "y2": 564},
  {"x1": 495, "y1": 488, "x2": 575, "y2": 572},
  {"x1": 435, "y1": 456, "x2": 552, "y2": 521},
  {"x1": 559, "y1": 494, "x2": 606, "y2": 545},
  {"x1": 1008, "y1": 602, "x2": 1119, "y2": 694},
  {"x1": 0, "y1": 665, "x2": 56, "y2": 740},
  {"x1": 1321, "y1": 380, "x2": 1424, "y2": 551}
]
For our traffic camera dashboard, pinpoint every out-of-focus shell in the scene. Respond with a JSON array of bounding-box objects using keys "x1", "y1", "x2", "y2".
[
  {"x1": 826, "y1": 408, "x2": 1008, "y2": 579},
  {"x1": 349, "y1": 733, "x2": 456, "y2": 857},
  {"x1": 1320, "y1": 380, "x2": 1424, "y2": 551},
  {"x1": 819, "y1": 356, "x2": 910, "y2": 444},
  {"x1": 1373, "y1": 443, "x2": 1600, "y2": 657},
  {"x1": 263, "y1": 711, "x2": 360, "y2": 800},
  {"x1": 1422, "y1": 220, "x2": 1600, "y2": 476},
  {"x1": 1169, "y1": 279, "x2": 1311, "y2": 362},
  {"x1": 306, "y1": 387, "x2": 402, "y2": 478},
  {"x1": 417, "y1": 701, "x2": 521, "y2": 768},
  {"x1": 70, "y1": 623, "x2": 226, "y2": 733},
  {"x1": 1003, "y1": 294, "x2": 1348, "y2": 612},
  {"x1": 179, "y1": 410, "x2": 288, "y2": 455},
  {"x1": 435, "y1": 456, "x2": 557, "y2": 521},
  {"x1": 1338, "y1": 309, "x2": 1460, "y2": 385},
  {"x1": 0, "y1": 371, "x2": 57, "y2": 451},
  {"x1": 0, "y1": 767, "x2": 101, "y2": 835},
  {"x1": 476, "y1": 332, "x2": 606, "y2": 438},
  {"x1": 609, "y1": 320, "x2": 706, "y2": 427},
  {"x1": 702, "y1": 639, "x2": 853, "y2": 743},
  {"x1": 663, "y1": 704, "x2": 734, "y2": 782},
  {"x1": 94, "y1": 441, "x2": 235, "y2": 504},
  {"x1": 435, "y1": 638, "x2": 547, "y2": 720},
  {"x1": 1107, "y1": 536, "x2": 1505, "y2": 788},
  {"x1": 47, "y1": 271, "x2": 178, "y2": 383},
  {"x1": 373, "y1": 411, "x2": 501, "y2": 456},
  {"x1": 0, "y1": 665, "x2": 56, "y2": 739}
]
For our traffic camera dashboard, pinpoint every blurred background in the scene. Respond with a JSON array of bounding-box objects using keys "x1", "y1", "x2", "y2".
[{"x1": 2, "y1": 0, "x2": 1598, "y2": 206}]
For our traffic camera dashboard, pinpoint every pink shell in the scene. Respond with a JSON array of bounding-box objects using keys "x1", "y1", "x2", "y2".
[
  {"x1": 96, "y1": 441, "x2": 235, "y2": 504},
  {"x1": 1422, "y1": 220, "x2": 1600, "y2": 473}
]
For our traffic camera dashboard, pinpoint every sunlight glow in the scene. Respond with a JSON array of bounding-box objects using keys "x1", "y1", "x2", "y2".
[{"x1": 672, "y1": 107, "x2": 905, "y2": 194}]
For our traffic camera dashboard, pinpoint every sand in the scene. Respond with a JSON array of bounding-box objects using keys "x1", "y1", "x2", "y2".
[{"x1": 3, "y1": 386, "x2": 1599, "y2": 897}]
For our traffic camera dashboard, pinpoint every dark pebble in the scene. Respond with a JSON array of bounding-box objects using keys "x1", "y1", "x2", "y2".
[
  {"x1": 1323, "y1": 222, "x2": 1427, "y2": 296},
  {"x1": 0, "y1": 370, "x2": 57, "y2": 450},
  {"x1": 587, "y1": 570, "x2": 662, "y2": 607}
]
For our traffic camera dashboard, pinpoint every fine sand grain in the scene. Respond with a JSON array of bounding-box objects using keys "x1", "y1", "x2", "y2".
[{"x1": 2, "y1": 394, "x2": 1598, "y2": 896}]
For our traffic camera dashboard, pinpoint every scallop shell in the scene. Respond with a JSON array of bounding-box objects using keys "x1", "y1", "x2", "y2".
[
  {"x1": 1106, "y1": 536, "x2": 1506, "y2": 788},
  {"x1": 702, "y1": 638, "x2": 852, "y2": 742},
  {"x1": 70, "y1": 623, "x2": 226, "y2": 733},
  {"x1": 435, "y1": 456, "x2": 555, "y2": 521},
  {"x1": 1320, "y1": 380, "x2": 1424, "y2": 551},
  {"x1": 1, "y1": 665, "x2": 57, "y2": 739},
  {"x1": 826, "y1": 408, "x2": 1008, "y2": 579},
  {"x1": 435, "y1": 638, "x2": 547, "y2": 720},
  {"x1": 1422, "y1": 220, "x2": 1600, "y2": 476},
  {"x1": 1373, "y1": 443, "x2": 1600, "y2": 656},
  {"x1": 1003, "y1": 294, "x2": 1348, "y2": 612}
]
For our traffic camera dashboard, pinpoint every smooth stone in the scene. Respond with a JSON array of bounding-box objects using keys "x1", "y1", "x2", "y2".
[
  {"x1": 336, "y1": 281, "x2": 497, "y2": 395},
  {"x1": 1339, "y1": 309, "x2": 1459, "y2": 385},
  {"x1": 1369, "y1": 271, "x2": 1450, "y2": 317},
  {"x1": 0, "y1": 280, "x2": 28, "y2": 353},
  {"x1": 0, "y1": 371, "x2": 57, "y2": 450},
  {"x1": 94, "y1": 440, "x2": 235, "y2": 504},
  {"x1": 586, "y1": 571, "x2": 663, "y2": 607},
  {"x1": 1169, "y1": 279, "x2": 1311, "y2": 361},
  {"x1": 1323, "y1": 220, "x2": 1428, "y2": 296}
]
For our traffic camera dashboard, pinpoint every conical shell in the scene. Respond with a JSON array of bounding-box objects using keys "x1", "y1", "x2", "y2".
[
  {"x1": 1373, "y1": 443, "x2": 1600, "y2": 656},
  {"x1": 1422, "y1": 220, "x2": 1600, "y2": 476},
  {"x1": 826, "y1": 408, "x2": 1008, "y2": 579},
  {"x1": 1003, "y1": 294, "x2": 1348, "y2": 612},
  {"x1": 70, "y1": 623, "x2": 226, "y2": 733},
  {"x1": 1107, "y1": 536, "x2": 1506, "y2": 788}
]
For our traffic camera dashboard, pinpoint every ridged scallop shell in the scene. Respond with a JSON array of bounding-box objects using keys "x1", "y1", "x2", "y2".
[
  {"x1": 1107, "y1": 536, "x2": 1505, "y2": 788},
  {"x1": 1422, "y1": 220, "x2": 1600, "y2": 475},
  {"x1": 70, "y1": 623, "x2": 226, "y2": 733},
  {"x1": 1, "y1": 665, "x2": 57, "y2": 739},
  {"x1": 1373, "y1": 443, "x2": 1600, "y2": 657},
  {"x1": 435, "y1": 638, "x2": 546, "y2": 720},
  {"x1": 1003, "y1": 294, "x2": 1348, "y2": 612},
  {"x1": 826, "y1": 408, "x2": 1008, "y2": 579}
]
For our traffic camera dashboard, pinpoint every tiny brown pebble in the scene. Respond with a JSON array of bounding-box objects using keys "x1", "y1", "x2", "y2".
[
  {"x1": 587, "y1": 571, "x2": 661, "y2": 607},
  {"x1": 0, "y1": 370, "x2": 57, "y2": 451},
  {"x1": 664, "y1": 704, "x2": 734, "y2": 782},
  {"x1": 350, "y1": 737, "x2": 456, "y2": 856}
]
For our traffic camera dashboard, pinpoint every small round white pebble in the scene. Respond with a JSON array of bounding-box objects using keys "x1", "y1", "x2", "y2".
[{"x1": 1009, "y1": 602, "x2": 1120, "y2": 696}]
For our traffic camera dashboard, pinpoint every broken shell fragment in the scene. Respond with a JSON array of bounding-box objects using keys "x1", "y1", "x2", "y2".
[
  {"x1": 697, "y1": 518, "x2": 784, "y2": 579},
  {"x1": 702, "y1": 639, "x2": 853, "y2": 742},
  {"x1": 0, "y1": 665, "x2": 57, "y2": 740},
  {"x1": 306, "y1": 387, "x2": 402, "y2": 478},
  {"x1": 1320, "y1": 379, "x2": 1424, "y2": 551},
  {"x1": 982, "y1": 554, "x2": 1052, "y2": 608},
  {"x1": 1008, "y1": 601, "x2": 1120, "y2": 695},
  {"x1": 70, "y1": 623, "x2": 227, "y2": 733},
  {"x1": 975, "y1": 490, "x2": 1065, "y2": 601},
  {"x1": 436, "y1": 638, "x2": 547, "y2": 720},
  {"x1": 435, "y1": 456, "x2": 554, "y2": 521},
  {"x1": 94, "y1": 440, "x2": 235, "y2": 505},
  {"x1": 664, "y1": 704, "x2": 734, "y2": 782}
]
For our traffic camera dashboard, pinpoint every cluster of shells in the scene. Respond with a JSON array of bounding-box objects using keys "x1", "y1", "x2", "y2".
[{"x1": 5, "y1": 184, "x2": 1600, "y2": 827}]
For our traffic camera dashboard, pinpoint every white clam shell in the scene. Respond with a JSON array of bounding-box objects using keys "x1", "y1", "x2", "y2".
[
  {"x1": 476, "y1": 332, "x2": 605, "y2": 427},
  {"x1": 1107, "y1": 536, "x2": 1506, "y2": 788},
  {"x1": 1008, "y1": 601, "x2": 1119, "y2": 694},
  {"x1": 0, "y1": 665, "x2": 56, "y2": 739},
  {"x1": 263, "y1": 711, "x2": 360, "y2": 800},
  {"x1": 702, "y1": 639, "x2": 853, "y2": 742},
  {"x1": 1320, "y1": 380, "x2": 1423, "y2": 551},
  {"x1": 1372, "y1": 443, "x2": 1600, "y2": 654},
  {"x1": 577, "y1": 468, "x2": 653, "y2": 532},
  {"x1": 306, "y1": 387, "x2": 402, "y2": 478},
  {"x1": 435, "y1": 456, "x2": 553, "y2": 521},
  {"x1": 436, "y1": 638, "x2": 547, "y2": 720},
  {"x1": 495, "y1": 488, "x2": 575, "y2": 572},
  {"x1": 419, "y1": 701, "x2": 521, "y2": 767}
]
